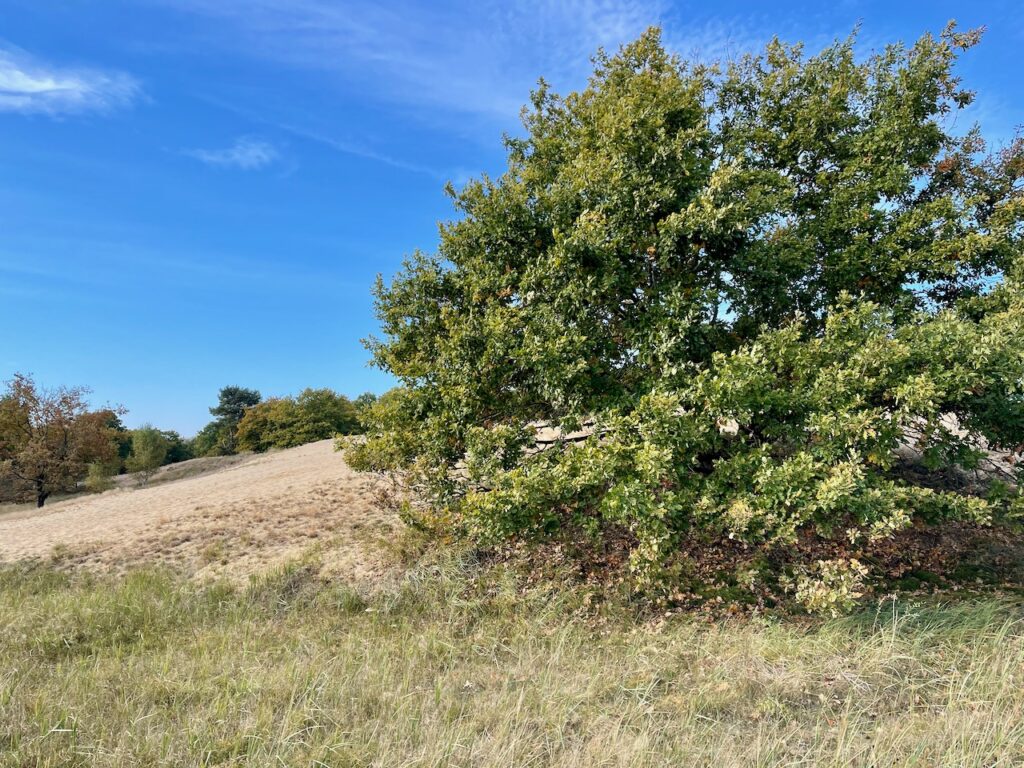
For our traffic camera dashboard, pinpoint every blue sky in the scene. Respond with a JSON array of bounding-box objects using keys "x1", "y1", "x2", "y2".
[{"x1": 1, "y1": 0, "x2": 1021, "y2": 434}]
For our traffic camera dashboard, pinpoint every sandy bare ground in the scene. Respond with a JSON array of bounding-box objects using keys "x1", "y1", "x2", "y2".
[{"x1": 0, "y1": 440, "x2": 397, "y2": 581}]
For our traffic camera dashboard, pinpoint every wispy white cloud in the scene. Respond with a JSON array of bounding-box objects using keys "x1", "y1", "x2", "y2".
[
  {"x1": 0, "y1": 45, "x2": 141, "y2": 116},
  {"x1": 183, "y1": 136, "x2": 280, "y2": 169},
  {"x1": 266, "y1": 120, "x2": 446, "y2": 177},
  {"x1": 0, "y1": 235, "x2": 363, "y2": 295},
  {"x1": 152, "y1": 0, "x2": 780, "y2": 175},
  {"x1": 153, "y1": 0, "x2": 680, "y2": 123},
  {"x1": 194, "y1": 92, "x2": 447, "y2": 176}
]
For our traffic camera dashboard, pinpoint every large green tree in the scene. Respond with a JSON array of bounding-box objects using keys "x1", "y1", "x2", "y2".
[{"x1": 350, "y1": 27, "x2": 1024, "y2": 590}]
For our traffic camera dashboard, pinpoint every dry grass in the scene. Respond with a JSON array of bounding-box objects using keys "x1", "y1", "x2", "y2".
[
  {"x1": 0, "y1": 554, "x2": 1022, "y2": 767},
  {"x1": 2, "y1": 439, "x2": 1022, "y2": 765},
  {"x1": 0, "y1": 440, "x2": 395, "y2": 582},
  {"x1": 0, "y1": 492, "x2": 83, "y2": 521},
  {"x1": 0, "y1": 454, "x2": 254, "y2": 521}
]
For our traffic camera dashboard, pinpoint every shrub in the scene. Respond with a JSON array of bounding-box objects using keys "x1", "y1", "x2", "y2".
[
  {"x1": 235, "y1": 398, "x2": 296, "y2": 453},
  {"x1": 293, "y1": 388, "x2": 360, "y2": 443},
  {"x1": 353, "y1": 392, "x2": 378, "y2": 429},
  {"x1": 126, "y1": 426, "x2": 169, "y2": 486},
  {"x1": 783, "y1": 559, "x2": 871, "y2": 617},
  {"x1": 84, "y1": 461, "x2": 117, "y2": 493},
  {"x1": 348, "y1": 27, "x2": 1024, "y2": 604}
]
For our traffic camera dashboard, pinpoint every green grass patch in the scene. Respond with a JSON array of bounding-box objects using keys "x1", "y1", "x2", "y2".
[{"x1": 1, "y1": 556, "x2": 1023, "y2": 766}]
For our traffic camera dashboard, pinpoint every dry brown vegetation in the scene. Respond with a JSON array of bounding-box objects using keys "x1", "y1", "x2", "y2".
[
  {"x1": 2, "y1": 436, "x2": 1024, "y2": 765},
  {"x1": 2, "y1": 554, "x2": 1024, "y2": 766},
  {"x1": 0, "y1": 439, "x2": 395, "y2": 582}
]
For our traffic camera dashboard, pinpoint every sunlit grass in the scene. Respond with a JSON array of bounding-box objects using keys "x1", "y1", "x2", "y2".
[{"x1": 1, "y1": 556, "x2": 1022, "y2": 767}]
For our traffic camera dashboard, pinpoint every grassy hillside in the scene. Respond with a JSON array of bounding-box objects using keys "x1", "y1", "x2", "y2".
[
  {"x1": 2, "y1": 555, "x2": 1022, "y2": 767},
  {"x1": 0, "y1": 440, "x2": 392, "y2": 582}
]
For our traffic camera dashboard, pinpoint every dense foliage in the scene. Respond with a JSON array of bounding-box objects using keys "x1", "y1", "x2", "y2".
[
  {"x1": 235, "y1": 388, "x2": 361, "y2": 452},
  {"x1": 0, "y1": 374, "x2": 121, "y2": 506},
  {"x1": 190, "y1": 421, "x2": 227, "y2": 459},
  {"x1": 115, "y1": 427, "x2": 191, "y2": 473},
  {"x1": 191, "y1": 386, "x2": 371, "y2": 457},
  {"x1": 126, "y1": 425, "x2": 170, "y2": 485},
  {"x1": 208, "y1": 386, "x2": 261, "y2": 455},
  {"x1": 349, "y1": 27, "x2": 1024, "y2": 593},
  {"x1": 160, "y1": 430, "x2": 194, "y2": 464},
  {"x1": 191, "y1": 386, "x2": 262, "y2": 457}
]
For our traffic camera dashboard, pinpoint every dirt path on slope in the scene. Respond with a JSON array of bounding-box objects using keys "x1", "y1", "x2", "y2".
[{"x1": 0, "y1": 440, "x2": 396, "y2": 582}]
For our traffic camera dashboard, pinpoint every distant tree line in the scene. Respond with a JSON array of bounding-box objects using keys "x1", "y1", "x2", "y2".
[
  {"x1": 192, "y1": 386, "x2": 374, "y2": 456},
  {"x1": 0, "y1": 374, "x2": 377, "y2": 505},
  {"x1": 0, "y1": 374, "x2": 198, "y2": 503}
]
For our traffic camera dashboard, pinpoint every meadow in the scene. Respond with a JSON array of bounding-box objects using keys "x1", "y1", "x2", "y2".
[
  {"x1": 2, "y1": 552, "x2": 1022, "y2": 767},
  {"x1": 3, "y1": 21, "x2": 1024, "y2": 768}
]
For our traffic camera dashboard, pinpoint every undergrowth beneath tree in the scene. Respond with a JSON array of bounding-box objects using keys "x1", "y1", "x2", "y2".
[{"x1": 468, "y1": 519, "x2": 1024, "y2": 620}]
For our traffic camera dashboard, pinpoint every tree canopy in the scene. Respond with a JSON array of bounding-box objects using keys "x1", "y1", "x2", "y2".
[
  {"x1": 194, "y1": 385, "x2": 263, "y2": 456},
  {"x1": 126, "y1": 425, "x2": 170, "y2": 485},
  {"x1": 236, "y1": 388, "x2": 361, "y2": 453},
  {"x1": 349, "y1": 26, "x2": 1024, "y2": 595},
  {"x1": 0, "y1": 374, "x2": 121, "y2": 506}
]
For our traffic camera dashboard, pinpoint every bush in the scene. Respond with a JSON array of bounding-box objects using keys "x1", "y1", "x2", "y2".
[
  {"x1": 348, "y1": 27, "x2": 1024, "y2": 605},
  {"x1": 126, "y1": 426, "x2": 169, "y2": 486},
  {"x1": 353, "y1": 392, "x2": 378, "y2": 429},
  {"x1": 84, "y1": 461, "x2": 117, "y2": 493},
  {"x1": 783, "y1": 558, "x2": 870, "y2": 617}
]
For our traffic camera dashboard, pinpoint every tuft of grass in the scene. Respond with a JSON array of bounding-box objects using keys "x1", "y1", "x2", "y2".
[{"x1": 1, "y1": 556, "x2": 1023, "y2": 767}]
